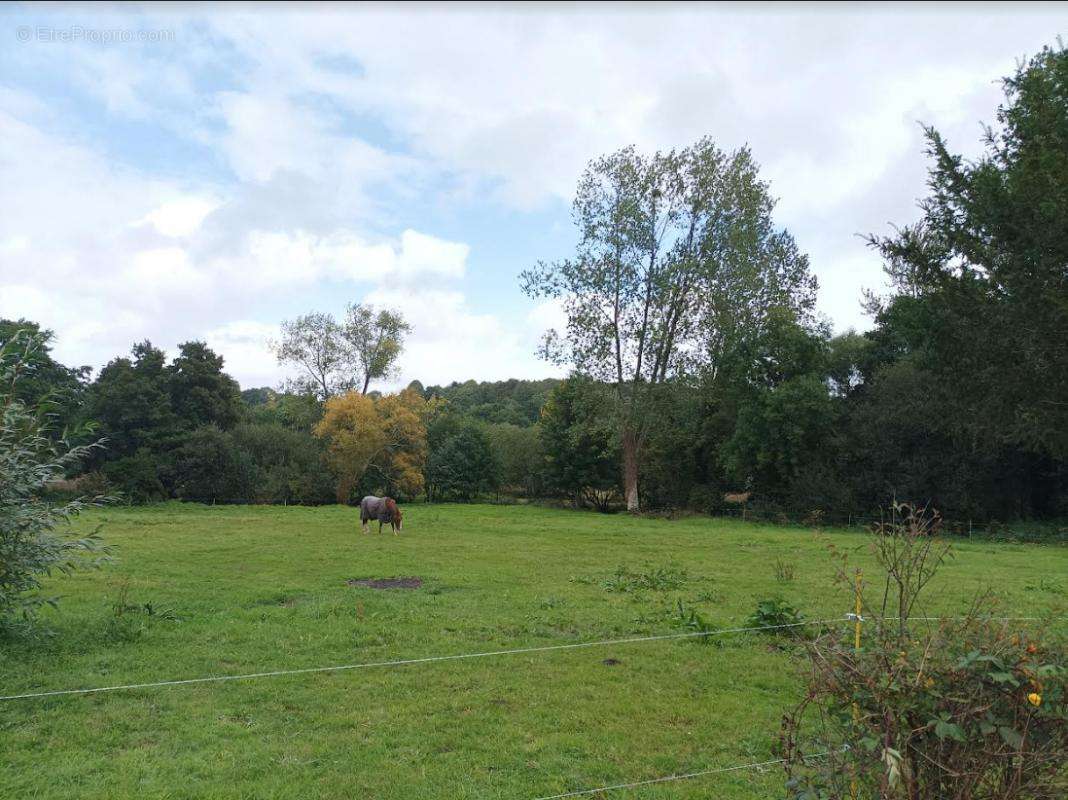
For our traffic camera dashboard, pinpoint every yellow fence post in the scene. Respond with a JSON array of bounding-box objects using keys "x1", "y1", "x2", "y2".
[{"x1": 854, "y1": 570, "x2": 863, "y2": 652}]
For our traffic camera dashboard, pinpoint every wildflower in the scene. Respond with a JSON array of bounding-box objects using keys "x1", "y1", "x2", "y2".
[{"x1": 1027, "y1": 692, "x2": 1042, "y2": 707}]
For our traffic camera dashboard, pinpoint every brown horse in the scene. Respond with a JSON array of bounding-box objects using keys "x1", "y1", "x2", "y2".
[{"x1": 360, "y1": 495, "x2": 403, "y2": 535}]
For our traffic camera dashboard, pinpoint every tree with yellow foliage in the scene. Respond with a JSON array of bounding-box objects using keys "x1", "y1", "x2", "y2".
[{"x1": 314, "y1": 388, "x2": 429, "y2": 503}]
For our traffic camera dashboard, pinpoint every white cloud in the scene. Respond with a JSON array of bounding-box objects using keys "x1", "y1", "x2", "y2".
[
  {"x1": 364, "y1": 286, "x2": 564, "y2": 388},
  {"x1": 172, "y1": 7, "x2": 1058, "y2": 337},
  {"x1": 0, "y1": 285, "x2": 51, "y2": 323},
  {"x1": 0, "y1": 87, "x2": 484, "y2": 385},
  {"x1": 203, "y1": 320, "x2": 280, "y2": 390},
  {"x1": 212, "y1": 227, "x2": 468, "y2": 292},
  {"x1": 125, "y1": 247, "x2": 211, "y2": 299},
  {"x1": 141, "y1": 197, "x2": 220, "y2": 238},
  {"x1": 526, "y1": 297, "x2": 567, "y2": 340},
  {"x1": 0, "y1": 236, "x2": 31, "y2": 254},
  {"x1": 0, "y1": 85, "x2": 500, "y2": 388},
  {"x1": 394, "y1": 230, "x2": 468, "y2": 281},
  {"x1": 0, "y1": 283, "x2": 147, "y2": 370},
  {"x1": 2, "y1": 6, "x2": 1061, "y2": 386}
]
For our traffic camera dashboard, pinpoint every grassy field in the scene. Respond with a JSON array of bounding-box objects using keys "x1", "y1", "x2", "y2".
[{"x1": 2, "y1": 503, "x2": 1065, "y2": 799}]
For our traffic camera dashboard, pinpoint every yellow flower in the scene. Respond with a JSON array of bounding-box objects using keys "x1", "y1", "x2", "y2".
[{"x1": 1027, "y1": 692, "x2": 1042, "y2": 707}]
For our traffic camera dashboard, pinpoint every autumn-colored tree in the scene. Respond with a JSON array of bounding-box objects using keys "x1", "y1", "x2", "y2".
[
  {"x1": 372, "y1": 389, "x2": 429, "y2": 498},
  {"x1": 314, "y1": 389, "x2": 428, "y2": 503}
]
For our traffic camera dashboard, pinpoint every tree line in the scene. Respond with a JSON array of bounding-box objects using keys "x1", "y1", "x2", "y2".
[
  {"x1": 529, "y1": 43, "x2": 1067, "y2": 522},
  {"x1": 3, "y1": 44, "x2": 1065, "y2": 524}
]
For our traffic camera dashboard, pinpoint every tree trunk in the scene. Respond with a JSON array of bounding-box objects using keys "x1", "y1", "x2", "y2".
[
  {"x1": 336, "y1": 476, "x2": 353, "y2": 505},
  {"x1": 622, "y1": 426, "x2": 640, "y2": 512}
]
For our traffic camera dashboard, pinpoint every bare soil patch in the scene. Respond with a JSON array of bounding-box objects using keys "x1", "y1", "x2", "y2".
[{"x1": 347, "y1": 577, "x2": 423, "y2": 590}]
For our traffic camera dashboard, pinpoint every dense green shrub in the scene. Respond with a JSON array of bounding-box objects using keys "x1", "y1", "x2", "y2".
[
  {"x1": 723, "y1": 374, "x2": 838, "y2": 504},
  {"x1": 0, "y1": 332, "x2": 111, "y2": 625},
  {"x1": 230, "y1": 422, "x2": 334, "y2": 504},
  {"x1": 484, "y1": 422, "x2": 544, "y2": 496},
  {"x1": 168, "y1": 423, "x2": 335, "y2": 505},
  {"x1": 425, "y1": 423, "x2": 500, "y2": 501},
  {"x1": 102, "y1": 449, "x2": 167, "y2": 502},
  {"x1": 539, "y1": 377, "x2": 620, "y2": 508},
  {"x1": 636, "y1": 384, "x2": 707, "y2": 509},
  {"x1": 171, "y1": 426, "x2": 255, "y2": 503},
  {"x1": 781, "y1": 505, "x2": 1068, "y2": 798},
  {"x1": 686, "y1": 484, "x2": 727, "y2": 514},
  {"x1": 243, "y1": 390, "x2": 323, "y2": 432}
]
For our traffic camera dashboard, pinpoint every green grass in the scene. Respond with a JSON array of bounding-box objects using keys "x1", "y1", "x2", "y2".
[{"x1": 2, "y1": 503, "x2": 1065, "y2": 799}]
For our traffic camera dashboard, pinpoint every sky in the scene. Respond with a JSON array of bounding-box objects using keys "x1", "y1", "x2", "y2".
[{"x1": 0, "y1": 4, "x2": 1064, "y2": 391}]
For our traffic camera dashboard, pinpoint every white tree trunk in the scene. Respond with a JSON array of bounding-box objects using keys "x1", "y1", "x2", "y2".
[{"x1": 622, "y1": 427, "x2": 640, "y2": 512}]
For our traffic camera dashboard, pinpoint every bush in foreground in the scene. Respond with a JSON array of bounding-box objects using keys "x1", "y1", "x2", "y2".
[
  {"x1": 0, "y1": 331, "x2": 111, "y2": 626},
  {"x1": 780, "y1": 504, "x2": 1067, "y2": 799}
]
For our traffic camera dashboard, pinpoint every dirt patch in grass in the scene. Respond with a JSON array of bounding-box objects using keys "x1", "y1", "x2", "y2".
[
  {"x1": 347, "y1": 577, "x2": 423, "y2": 590},
  {"x1": 250, "y1": 592, "x2": 301, "y2": 607}
]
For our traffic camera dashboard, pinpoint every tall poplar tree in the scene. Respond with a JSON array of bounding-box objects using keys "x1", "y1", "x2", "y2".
[{"x1": 523, "y1": 138, "x2": 816, "y2": 510}]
